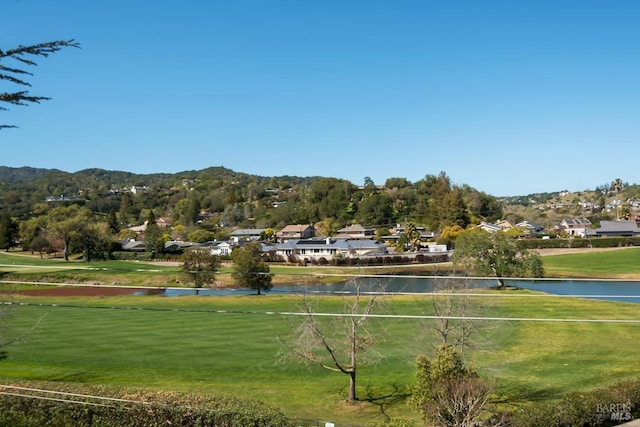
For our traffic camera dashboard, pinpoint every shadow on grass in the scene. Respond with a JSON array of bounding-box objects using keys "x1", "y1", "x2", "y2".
[
  {"x1": 45, "y1": 371, "x2": 99, "y2": 383},
  {"x1": 359, "y1": 381, "x2": 412, "y2": 420}
]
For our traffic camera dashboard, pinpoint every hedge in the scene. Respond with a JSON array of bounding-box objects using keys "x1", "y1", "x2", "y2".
[
  {"x1": 0, "y1": 383, "x2": 289, "y2": 427},
  {"x1": 513, "y1": 377, "x2": 640, "y2": 427}
]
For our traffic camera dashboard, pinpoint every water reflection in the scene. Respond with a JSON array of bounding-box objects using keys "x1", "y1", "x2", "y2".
[{"x1": 154, "y1": 276, "x2": 640, "y2": 303}]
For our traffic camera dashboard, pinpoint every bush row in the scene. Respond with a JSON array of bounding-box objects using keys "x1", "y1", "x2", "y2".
[
  {"x1": 301, "y1": 253, "x2": 449, "y2": 267},
  {"x1": 514, "y1": 377, "x2": 640, "y2": 427},
  {"x1": 0, "y1": 384, "x2": 289, "y2": 427}
]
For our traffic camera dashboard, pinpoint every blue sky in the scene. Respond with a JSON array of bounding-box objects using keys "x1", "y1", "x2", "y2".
[{"x1": 3, "y1": 1, "x2": 639, "y2": 196}]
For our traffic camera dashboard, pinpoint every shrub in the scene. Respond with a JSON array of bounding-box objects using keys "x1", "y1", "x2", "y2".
[
  {"x1": 0, "y1": 384, "x2": 289, "y2": 427},
  {"x1": 513, "y1": 377, "x2": 640, "y2": 427}
]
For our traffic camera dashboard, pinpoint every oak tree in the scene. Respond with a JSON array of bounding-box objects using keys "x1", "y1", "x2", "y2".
[
  {"x1": 231, "y1": 241, "x2": 272, "y2": 295},
  {"x1": 181, "y1": 247, "x2": 220, "y2": 293},
  {"x1": 452, "y1": 230, "x2": 544, "y2": 289}
]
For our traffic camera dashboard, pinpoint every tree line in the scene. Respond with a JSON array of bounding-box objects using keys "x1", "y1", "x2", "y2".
[{"x1": 0, "y1": 167, "x2": 504, "y2": 254}]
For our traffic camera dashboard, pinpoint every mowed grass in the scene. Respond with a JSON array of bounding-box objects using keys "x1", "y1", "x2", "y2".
[
  {"x1": 542, "y1": 247, "x2": 640, "y2": 278},
  {"x1": 1, "y1": 291, "x2": 640, "y2": 425},
  {"x1": 1, "y1": 249, "x2": 640, "y2": 423}
]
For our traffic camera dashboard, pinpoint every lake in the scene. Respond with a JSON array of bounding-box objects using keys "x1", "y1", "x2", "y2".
[{"x1": 160, "y1": 276, "x2": 640, "y2": 303}]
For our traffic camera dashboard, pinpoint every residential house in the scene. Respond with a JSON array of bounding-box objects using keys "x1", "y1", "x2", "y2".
[
  {"x1": 276, "y1": 224, "x2": 315, "y2": 242},
  {"x1": 594, "y1": 220, "x2": 640, "y2": 237},
  {"x1": 128, "y1": 221, "x2": 148, "y2": 234},
  {"x1": 230, "y1": 228, "x2": 265, "y2": 243},
  {"x1": 516, "y1": 221, "x2": 545, "y2": 236},
  {"x1": 276, "y1": 237, "x2": 388, "y2": 262},
  {"x1": 335, "y1": 224, "x2": 376, "y2": 239},
  {"x1": 476, "y1": 222, "x2": 504, "y2": 233},
  {"x1": 156, "y1": 217, "x2": 174, "y2": 229},
  {"x1": 122, "y1": 240, "x2": 146, "y2": 252},
  {"x1": 556, "y1": 218, "x2": 592, "y2": 237},
  {"x1": 382, "y1": 224, "x2": 435, "y2": 245},
  {"x1": 495, "y1": 219, "x2": 515, "y2": 230},
  {"x1": 164, "y1": 240, "x2": 201, "y2": 253},
  {"x1": 130, "y1": 185, "x2": 147, "y2": 194},
  {"x1": 200, "y1": 240, "x2": 233, "y2": 256}
]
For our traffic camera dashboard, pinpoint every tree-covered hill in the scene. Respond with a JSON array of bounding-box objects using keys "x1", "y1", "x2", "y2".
[
  {"x1": 0, "y1": 166, "x2": 55, "y2": 183},
  {"x1": 0, "y1": 166, "x2": 503, "y2": 236}
]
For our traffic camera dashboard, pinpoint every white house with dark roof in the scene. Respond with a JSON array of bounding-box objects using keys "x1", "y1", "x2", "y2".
[
  {"x1": 230, "y1": 228, "x2": 265, "y2": 243},
  {"x1": 200, "y1": 240, "x2": 233, "y2": 256},
  {"x1": 557, "y1": 218, "x2": 592, "y2": 237},
  {"x1": 275, "y1": 237, "x2": 387, "y2": 262}
]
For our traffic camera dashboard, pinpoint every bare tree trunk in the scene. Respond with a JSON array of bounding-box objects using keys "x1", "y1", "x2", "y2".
[
  {"x1": 63, "y1": 239, "x2": 70, "y2": 261},
  {"x1": 348, "y1": 370, "x2": 356, "y2": 403}
]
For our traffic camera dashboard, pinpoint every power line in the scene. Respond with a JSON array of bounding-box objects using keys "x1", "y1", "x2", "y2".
[{"x1": 3, "y1": 300, "x2": 639, "y2": 324}]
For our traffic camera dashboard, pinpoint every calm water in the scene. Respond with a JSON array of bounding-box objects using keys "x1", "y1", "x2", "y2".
[{"x1": 158, "y1": 276, "x2": 640, "y2": 303}]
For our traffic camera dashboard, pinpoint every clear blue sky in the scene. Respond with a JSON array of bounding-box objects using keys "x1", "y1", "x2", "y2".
[{"x1": 3, "y1": 1, "x2": 639, "y2": 196}]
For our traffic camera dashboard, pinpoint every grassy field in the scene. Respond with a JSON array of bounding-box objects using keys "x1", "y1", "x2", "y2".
[
  {"x1": 541, "y1": 247, "x2": 640, "y2": 278},
  {"x1": 1, "y1": 250, "x2": 640, "y2": 425}
]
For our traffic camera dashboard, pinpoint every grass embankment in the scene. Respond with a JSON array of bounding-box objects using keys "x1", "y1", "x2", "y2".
[{"x1": 1, "y1": 250, "x2": 640, "y2": 424}]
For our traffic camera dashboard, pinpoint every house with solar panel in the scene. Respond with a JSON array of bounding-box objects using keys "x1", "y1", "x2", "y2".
[
  {"x1": 275, "y1": 237, "x2": 388, "y2": 263},
  {"x1": 556, "y1": 218, "x2": 592, "y2": 237}
]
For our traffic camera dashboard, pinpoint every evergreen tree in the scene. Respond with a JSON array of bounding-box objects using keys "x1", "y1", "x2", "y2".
[
  {"x1": 440, "y1": 187, "x2": 470, "y2": 229},
  {"x1": 231, "y1": 242, "x2": 272, "y2": 295},
  {"x1": 1, "y1": 40, "x2": 80, "y2": 129},
  {"x1": 0, "y1": 213, "x2": 17, "y2": 251},
  {"x1": 143, "y1": 211, "x2": 165, "y2": 256}
]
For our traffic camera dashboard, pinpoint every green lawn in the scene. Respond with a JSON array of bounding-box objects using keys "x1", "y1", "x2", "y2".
[
  {"x1": 542, "y1": 247, "x2": 640, "y2": 278},
  {"x1": 1, "y1": 249, "x2": 640, "y2": 424},
  {"x1": 1, "y1": 291, "x2": 639, "y2": 425}
]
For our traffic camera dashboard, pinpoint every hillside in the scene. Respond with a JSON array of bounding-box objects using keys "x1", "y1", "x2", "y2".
[{"x1": 1, "y1": 165, "x2": 637, "y2": 236}]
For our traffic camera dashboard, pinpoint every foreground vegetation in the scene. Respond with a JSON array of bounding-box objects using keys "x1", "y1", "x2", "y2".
[{"x1": 1, "y1": 250, "x2": 640, "y2": 425}]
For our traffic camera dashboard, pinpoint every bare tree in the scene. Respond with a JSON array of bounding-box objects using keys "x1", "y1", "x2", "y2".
[
  {"x1": 285, "y1": 279, "x2": 387, "y2": 403},
  {"x1": 430, "y1": 277, "x2": 487, "y2": 355}
]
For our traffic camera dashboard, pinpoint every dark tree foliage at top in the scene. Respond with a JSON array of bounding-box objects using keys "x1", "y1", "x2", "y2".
[{"x1": 1, "y1": 40, "x2": 80, "y2": 129}]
